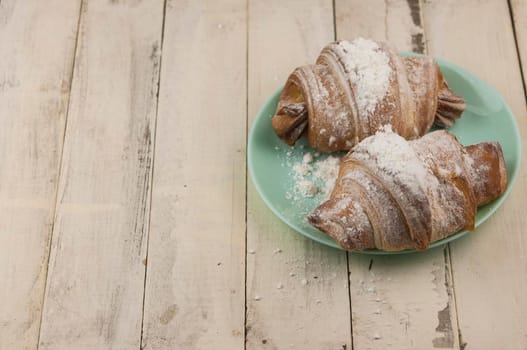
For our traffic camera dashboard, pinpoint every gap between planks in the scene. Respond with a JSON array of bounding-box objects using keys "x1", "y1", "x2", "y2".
[
  {"x1": 139, "y1": 0, "x2": 169, "y2": 348},
  {"x1": 507, "y1": 0, "x2": 527, "y2": 100},
  {"x1": 446, "y1": 245, "x2": 466, "y2": 349},
  {"x1": 334, "y1": 0, "x2": 355, "y2": 346},
  {"x1": 244, "y1": 0, "x2": 250, "y2": 347},
  {"x1": 245, "y1": 1, "x2": 351, "y2": 348},
  {"x1": 35, "y1": 1, "x2": 84, "y2": 347}
]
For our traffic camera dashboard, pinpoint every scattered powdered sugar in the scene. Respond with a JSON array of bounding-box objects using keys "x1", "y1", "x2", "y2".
[
  {"x1": 313, "y1": 156, "x2": 342, "y2": 195},
  {"x1": 290, "y1": 152, "x2": 342, "y2": 200},
  {"x1": 295, "y1": 180, "x2": 317, "y2": 197},
  {"x1": 273, "y1": 141, "x2": 343, "y2": 225},
  {"x1": 335, "y1": 38, "x2": 393, "y2": 116},
  {"x1": 292, "y1": 162, "x2": 311, "y2": 177},
  {"x1": 278, "y1": 144, "x2": 343, "y2": 202}
]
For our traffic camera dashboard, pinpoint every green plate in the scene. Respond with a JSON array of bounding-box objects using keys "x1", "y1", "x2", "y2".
[{"x1": 248, "y1": 56, "x2": 522, "y2": 254}]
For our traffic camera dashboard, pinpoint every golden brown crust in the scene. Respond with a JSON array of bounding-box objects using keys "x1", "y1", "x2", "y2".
[
  {"x1": 271, "y1": 39, "x2": 465, "y2": 151},
  {"x1": 403, "y1": 56, "x2": 438, "y2": 135},
  {"x1": 435, "y1": 70, "x2": 465, "y2": 127},
  {"x1": 412, "y1": 131, "x2": 477, "y2": 237},
  {"x1": 464, "y1": 142, "x2": 508, "y2": 206},
  {"x1": 308, "y1": 130, "x2": 507, "y2": 252}
]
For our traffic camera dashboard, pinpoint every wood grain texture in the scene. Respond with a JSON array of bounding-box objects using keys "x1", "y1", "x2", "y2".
[
  {"x1": 246, "y1": 1, "x2": 352, "y2": 349},
  {"x1": 424, "y1": 0, "x2": 527, "y2": 348},
  {"x1": 336, "y1": 1, "x2": 460, "y2": 349},
  {"x1": 511, "y1": 0, "x2": 527, "y2": 90},
  {"x1": 140, "y1": 1, "x2": 247, "y2": 349},
  {"x1": 37, "y1": 0, "x2": 164, "y2": 348},
  {"x1": 0, "y1": 1, "x2": 81, "y2": 349}
]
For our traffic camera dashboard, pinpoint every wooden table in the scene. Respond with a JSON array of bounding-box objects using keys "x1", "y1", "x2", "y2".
[{"x1": 1, "y1": 0, "x2": 526, "y2": 349}]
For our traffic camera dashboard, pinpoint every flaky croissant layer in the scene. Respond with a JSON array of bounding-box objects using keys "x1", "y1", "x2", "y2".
[
  {"x1": 308, "y1": 128, "x2": 507, "y2": 252},
  {"x1": 272, "y1": 38, "x2": 465, "y2": 151}
]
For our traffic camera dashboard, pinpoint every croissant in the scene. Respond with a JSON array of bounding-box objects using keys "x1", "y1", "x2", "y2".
[
  {"x1": 271, "y1": 38, "x2": 465, "y2": 151},
  {"x1": 308, "y1": 128, "x2": 507, "y2": 251}
]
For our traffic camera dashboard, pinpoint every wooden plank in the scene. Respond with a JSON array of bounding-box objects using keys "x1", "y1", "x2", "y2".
[
  {"x1": 0, "y1": 1, "x2": 81, "y2": 349},
  {"x1": 140, "y1": 1, "x2": 246, "y2": 349},
  {"x1": 37, "y1": 0, "x2": 164, "y2": 349},
  {"x1": 424, "y1": 0, "x2": 527, "y2": 348},
  {"x1": 511, "y1": 0, "x2": 527, "y2": 88},
  {"x1": 246, "y1": 1, "x2": 352, "y2": 349},
  {"x1": 335, "y1": 1, "x2": 460, "y2": 349}
]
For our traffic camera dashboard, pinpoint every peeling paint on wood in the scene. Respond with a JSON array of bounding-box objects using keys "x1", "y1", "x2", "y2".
[
  {"x1": 433, "y1": 304, "x2": 454, "y2": 348},
  {"x1": 337, "y1": 0, "x2": 426, "y2": 54},
  {"x1": 407, "y1": 0, "x2": 422, "y2": 26},
  {"x1": 411, "y1": 32, "x2": 425, "y2": 54},
  {"x1": 407, "y1": 0, "x2": 426, "y2": 53}
]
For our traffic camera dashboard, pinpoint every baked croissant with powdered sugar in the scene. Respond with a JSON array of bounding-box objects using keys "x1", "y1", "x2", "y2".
[
  {"x1": 308, "y1": 128, "x2": 507, "y2": 251},
  {"x1": 271, "y1": 38, "x2": 465, "y2": 151}
]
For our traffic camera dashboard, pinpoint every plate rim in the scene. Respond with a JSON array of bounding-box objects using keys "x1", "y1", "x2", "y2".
[{"x1": 248, "y1": 57, "x2": 522, "y2": 255}]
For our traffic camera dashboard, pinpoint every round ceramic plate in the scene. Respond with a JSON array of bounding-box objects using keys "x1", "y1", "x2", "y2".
[{"x1": 248, "y1": 56, "x2": 522, "y2": 254}]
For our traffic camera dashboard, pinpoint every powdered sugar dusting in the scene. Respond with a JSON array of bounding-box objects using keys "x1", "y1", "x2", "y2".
[
  {"x1": 341, "y1": 167, "x2": 414, "y2": 249},
  {"x1": 405, "y1": 57, "x2": 427, "y2": 97},
  {"x1": 302, "y1": 66, "x2": 352, "y2": 141},
  {"x1": 335, "y1": 38, "x2": 393, "y2": 116},
  {"x1": 352, "y1": 125, "x2": 435, "y2": 196},
  {"x1": 307, "y1": 127, "x2": 490, "y2": 250},
  {"x1": 410, "y1": 132, "x2": 473, "y2": 240},
  {"x1": 463, "y1": 147, "x2": 490, "y2": 192}
]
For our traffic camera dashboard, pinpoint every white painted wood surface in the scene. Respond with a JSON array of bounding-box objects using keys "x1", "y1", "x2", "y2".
[
  {"x1": 141, "y1": 1, "x2": 247, "y2": 349},
  {"x1": 0, "y1": 1, "x2": 81, "y2": 349},
  {"x1": 37, "y1": 0, "x2": 164, "y2": 349},
  {"x1": 512, "y1": 0, "x2": 527, "y2": 88},
  {"x1": 246, "y1": 1, "x2": 352, "y2": 349},
  {"x1": 336, "y1": 1, "x2": 459, "y2": 349},
  {"x1": 1, "y1": 0, "x2": 527, "y2": 348},
  {"x1": 424, "y1": 1, "x2": 527, "y2": 348}
]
